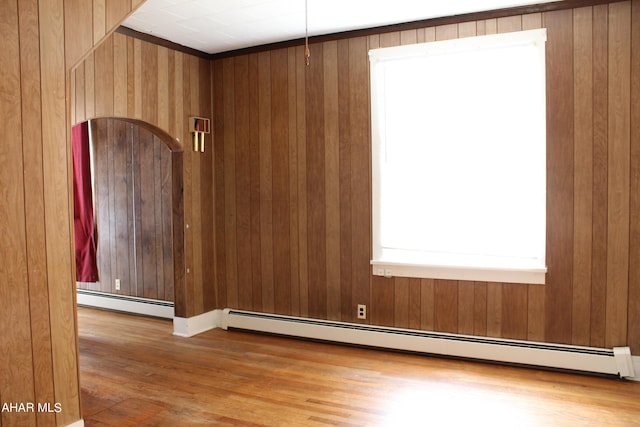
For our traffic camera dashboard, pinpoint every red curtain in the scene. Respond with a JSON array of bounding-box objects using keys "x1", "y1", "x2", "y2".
[{"x1": 72, "y1": 122, "x2": 99, "y2": 282}]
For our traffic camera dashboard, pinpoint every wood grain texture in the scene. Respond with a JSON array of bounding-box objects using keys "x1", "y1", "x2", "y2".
[
  {"x1": 73, "y1": 30, "x2": 213, "y2": 317},
  {"x1": 572, "y1": 7, "x2": 594, "y2": 347},
  {"x1": 0, "y1": 2, "x2": 36, "y2": 425},
  {"x1": 209, "y1": 3, "x2": 640, "y2": 354},
  {"x1": 2, "y1": 0, "x2": 139, "y2": 425},
  {"x1": 544, "y1": 9, "x2": 575, "y2": 345},
  {"x1": 606, "y1": 1, "x2": 631, "y2": 348},
  {"x1": 629, "y1": 0, "x2": 640, "y2": 354},
  {"x1": 591, "y1": 3, "x2": 609, "y2": 348},
  {"x1": 79, "y1": 307, "x2": 640, "y2": 426},
  {"x1": 82, "y1": 119, "x2": 176, "y2": 301}
]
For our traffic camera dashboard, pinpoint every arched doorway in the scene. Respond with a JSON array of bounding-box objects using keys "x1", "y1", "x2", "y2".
[{"x1": 74, "y1": 117, "x2": 184, "y2": 318}]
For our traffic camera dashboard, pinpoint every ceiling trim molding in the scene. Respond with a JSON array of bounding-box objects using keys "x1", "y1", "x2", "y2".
[
  {"x1": 116, "y1": 26, "x2": 211, "y2": 59},
  {"x1": 212, "y1": 0, "x2": 616, "y2": 59},
  {"x1": 119, "y1": 0, "x2": 618, "y2": 60}
]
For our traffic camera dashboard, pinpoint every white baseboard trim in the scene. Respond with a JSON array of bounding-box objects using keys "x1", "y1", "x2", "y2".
[
  {"x1": 65, "y1": 419, "x2": 84, "y2": 427},
  {"x1": 173, "y1": 309, "x2": 223, "y2": 337},
  {"x1": 630, "y1": 356, "x2": 640, "y2": 382},
  {"x1": 76, "y1": 289, "x2": 174, "y2": 319}
]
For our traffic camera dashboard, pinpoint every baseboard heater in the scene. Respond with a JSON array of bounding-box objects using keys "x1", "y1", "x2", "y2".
[
  {"x1": 221, "y1": 309, "x2": 635, "y2": 378},
  {"x1": 76, "y1": 289, "x2": 174, "y2": 319}
]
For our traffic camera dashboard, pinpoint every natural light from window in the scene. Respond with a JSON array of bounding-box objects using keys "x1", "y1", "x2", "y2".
[{"x1": 370, "y1": 29, "x2": 547, "y2": 284}]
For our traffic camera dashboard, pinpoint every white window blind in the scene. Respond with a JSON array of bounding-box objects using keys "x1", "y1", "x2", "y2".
[{"x1": 369, "y1": 29, "x2": 547, "y2": 284}]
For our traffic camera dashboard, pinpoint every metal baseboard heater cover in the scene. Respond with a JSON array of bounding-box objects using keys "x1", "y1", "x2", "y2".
[{"x1": 222, "y1": 309, "x2": 635, "y2": 378}]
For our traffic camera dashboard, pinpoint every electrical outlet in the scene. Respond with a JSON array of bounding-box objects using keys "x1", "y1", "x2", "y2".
[
  {"x1": 115, "y1": 278, "x2": 121, "y2": 291},
  {"x1": 357, "y1": 304, "x2": 367, "y2": 320}
]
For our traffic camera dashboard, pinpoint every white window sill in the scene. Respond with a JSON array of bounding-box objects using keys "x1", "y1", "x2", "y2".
[{"x1": 371, "y1": 253, "x2": 546, "y2": 285}]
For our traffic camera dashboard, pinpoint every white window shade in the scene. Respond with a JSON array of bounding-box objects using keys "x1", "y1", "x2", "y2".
[{"x1": 370, "y1": 29, "x2": 547, "y2": 285}]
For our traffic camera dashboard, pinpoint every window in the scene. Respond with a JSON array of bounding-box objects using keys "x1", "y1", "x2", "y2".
[{"x1": 369, "y1": 29, "x2": 547, "y2": 285}]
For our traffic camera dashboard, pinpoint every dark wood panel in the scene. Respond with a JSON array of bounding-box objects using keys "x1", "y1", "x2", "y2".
[
  {"x1": 234, "y1": 55, "x2": 253, "y2": 311},
  {"x1": 258, "y1": 52, "x2": 275, "y2": 313},
  {"x1": 629, "y1": 0, "x2": 640, "y2": 354},
  {"x1": 544, "y1": 9, "x2": 575, "y2": 344},
  {"x1": 306, "y1": 43, "x2": 327, "y2": 319},
  {"x1": 572, "y1": 6, "x2": 594, "y2": 347},
  {"x1": 348, "y1": 36, "x2": 371, "y2": 320},
  {"x1": 605, "y1": 1, "x2": 631, "y2": 348},
  {"x1": 337, "y1": 39, "x2": 353, "y2": 322},
  {"x1": 248, "y1": 53, "x2": 263, "y2": 312},
  {"x1": 68, "y1": 1, "x2": 640, "y2": 359},
  {"x1": 590, "y1": 3, "x2": 609, "y2": 348},
  {"x1": 434, "y1": 280, "x2": 458, "y2": 333},
  {"x1": 209, "y1": 3, "x2": 640, "y2": 354},
  {"x1": 86, "y1": 119, "x2": 175, "y2": 302},
  {"x1": 271, "y1": 48, "x2": 292, "y2": 315}
]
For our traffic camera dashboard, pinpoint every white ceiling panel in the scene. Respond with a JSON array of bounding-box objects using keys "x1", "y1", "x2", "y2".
[{"x1": 123, "y1": 0, "x2": 562, "y2": 54}]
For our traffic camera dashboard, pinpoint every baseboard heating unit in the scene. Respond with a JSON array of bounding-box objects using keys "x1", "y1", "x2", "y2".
[
  {"x1": 221, "y1": 309, "x2": 635, "y2": 378},
  {"x1": 77, "y1": 289, "x2": 174, "y2": 319}
]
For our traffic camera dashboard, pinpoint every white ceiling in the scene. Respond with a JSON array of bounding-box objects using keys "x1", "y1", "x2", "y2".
[{"x1": 123, "y1": 0, "x2": 560, "y2": 55}]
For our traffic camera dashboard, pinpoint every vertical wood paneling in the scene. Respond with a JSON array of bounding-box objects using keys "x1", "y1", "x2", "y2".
[
  {"x1": 272, "y1": 48, "x2": 292, "y2": 315},
  {"x1": 64, "y1": 0, "x2": 92, "y2": 68},
  {"x1": 213, "y1": 60, "x2": 228, "y2": 309},
  {"x1": 434, "y1": 280, "x2": 458, "y2": 333},
  {"x1": 0, "y1": 2, "x2": 35, "y2": 425},
  {"x1": 323, "y1": 41, "x2": 341, "y2": 320},
  {"x1": 85, "y1": 119, "x2": 176, "y2": 302},
  {"x1": 606, "y1": 1, "x2": 631, "y2": 347},
  {"x1": 235, "y1": 56, "x2": 253, "y2": 310},
  {"x1": 572, "y1": 7, "x2": 594, "y2": 346},
  {"x1": 337, "y1": 39, "x2": 353, "y2": 322},
  {"x1": 248, "y1": 54, "x2": 263, "y2": 311},
  {"x1": 591, "y1": 4, "x2": 609, "y2": 348},
  {"x1": 94, "y1": 35, "x2": 114, "y2": 117},
  {"x1": 64, "y1": 2, "x2": 640, "y2": 370},
  {"x1": 259, "y1": 51, "x2": 275, "y2": 312},
  {"x1": 106, "y1": 0, "x2": 131, "y2": 32},
  {"x1": 93, "y1": 0, "x2": 106, "y2": 43},
  {"x1": 206, "y1": 2, "x2": 640, "y2": 356},
  {"x1": 18, "y1": 1, "x2": 56, "y2": 424},
  {"x1": 141, "y1": 42, "x2": 158, "y2": 125},
  {"x1": 349, "y1": 36, "x2": 371, "y2": 321},
  {"x1": 458, "y1": 281, "x2": 475, "y2": 335},
  {"x1": 522, "y1": 13, "x2": 546, "y2": 344},
  {"x1": 113, "y1": 32, "x2": 128, "y2": 117},
  {"x1": 394, "y1": 277, "x2": 410, "y2": 328},
  {"x1": 473, "y1": 282, "x2": 488, "y2": 336},
  {"x1": 296, "y1": 45, "x2": 309, "y2": 317},
  {"x1": 629, "y1": 0, "x2": 640, "y2": 354},
  {"x1": 156, "y1": 46, "x2": 169, "y2": 130},
  {"x1": 288, "y1": 47, "x2": 301, "y2": 317},
  {"x1": 3, "y1": 1, "x2": 139, "y2": 424},
  {"x1": 306, "y1": 43, "x2": 327, "y2": 319},
  {"x1": 189, "y1": 56, "x2": 204, "y2": 314},
  {"x1": 40, "y1": 0, "x2": 81, "y2": 422},
  {"x1": 544, "y1": 9, "x2": 575, "y2": 344}
]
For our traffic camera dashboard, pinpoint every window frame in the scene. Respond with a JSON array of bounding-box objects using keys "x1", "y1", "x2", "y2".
[{"x1": 369, "y1": 28, "x2": 548, "y2": 285}]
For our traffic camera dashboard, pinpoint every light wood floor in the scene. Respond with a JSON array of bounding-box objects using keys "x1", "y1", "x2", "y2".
[{"x1": 78, "y1": 307, "x2": 640, "y2": 426}]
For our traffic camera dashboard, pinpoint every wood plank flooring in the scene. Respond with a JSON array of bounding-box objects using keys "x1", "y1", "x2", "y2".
[{"x1": 78, "y1": 307, "x2": 640, "y2": 426}]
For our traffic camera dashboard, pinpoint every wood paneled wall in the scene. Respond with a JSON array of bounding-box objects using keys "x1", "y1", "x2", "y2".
[
  {"x1": 71, "y1": 31, "x2": 214, "y2": 317},
  {"x1": 212, "y1": 2, "x2": 640, "y2": 353},
  {"x1": 1, "y1": 1, "x2": 142, "y2": 425},
  {"x1": 78, "y1": 118, "x2": 175, "y2": 302}
]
